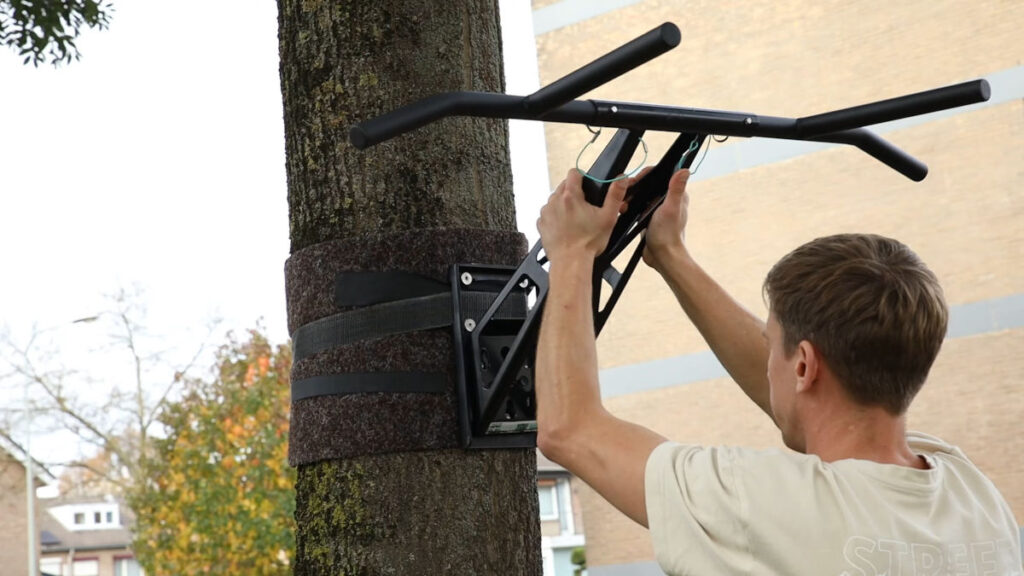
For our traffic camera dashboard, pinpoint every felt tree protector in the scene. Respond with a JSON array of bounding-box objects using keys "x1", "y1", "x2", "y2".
[{"x1": 285, "y1": 228, "x2": 527, "y2": 466}]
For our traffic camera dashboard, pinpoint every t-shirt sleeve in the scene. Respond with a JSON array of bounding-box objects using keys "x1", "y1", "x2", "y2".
[{"x1": 645, "y1": 441, "x2": 751, "y2": 575}]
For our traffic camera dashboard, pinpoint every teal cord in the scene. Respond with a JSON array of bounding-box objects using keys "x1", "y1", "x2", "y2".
[
  {"x1": 575, "y1": 126, "x2": 649, "y2": 184},
  {"x1": 674, "y1": 135, "x2": 702, "y2": 171},
  {"x1": 690, "y1": 136, "x2": 711, "y2": 174}
]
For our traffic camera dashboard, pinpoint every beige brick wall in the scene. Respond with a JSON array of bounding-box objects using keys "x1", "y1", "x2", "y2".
[
  {"x1": 538, "y1": 0, "x2": 1024, "y2": 188},
  {"x1": 0, "y1": 457, "x2": 30, "y2": 576},
  {"x1": 533, "y1": 0, "x2": 1024, "y2": 568},
  {"x1": 599, "y1": 100, "x2": 1024, "y2": 368}
]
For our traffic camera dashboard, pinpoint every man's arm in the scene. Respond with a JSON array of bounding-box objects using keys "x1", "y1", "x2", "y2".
[
  {"x1": 537, "y1": 251, "x2": 666, "y2": 528},
  {"x1": 535, "y1": 170, "x2": 666, "y2": 528},
  {"x1": 653, "y1": 246, "x2": 774, "y2": 420},
  {"x1": 643, "y1": 170, "x2": 775, "y2": 421}
]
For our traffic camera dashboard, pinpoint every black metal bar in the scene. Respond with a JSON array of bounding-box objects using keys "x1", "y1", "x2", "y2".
[
  {"x1": 797, "y1": 79, "x2": 991, "y2": 137},
  {"x1": 811, "y1": 128, "x2": 929, "y2": 181},
  {"x1": 523, "y1": 23, "x2": 680, "y2": 114},
  {"x1": 351, "y1": 95, "x2": 931, "y2": 180},
  {"x1": 350, "y1": 92, "x2": 526, "y2": 149},
  {"x1": 350, "y1": 22, "x2": 679, "y2": 149},
  {"x1": 586, "y1": 101, "x2": 761, "y2": 136}
]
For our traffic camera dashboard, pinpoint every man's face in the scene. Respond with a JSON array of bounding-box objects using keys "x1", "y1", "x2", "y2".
[{"x1": 766, "y1": 312, "x2": 804, "y2": 452}]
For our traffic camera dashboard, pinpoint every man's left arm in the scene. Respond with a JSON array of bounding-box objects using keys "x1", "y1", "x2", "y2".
[{"x1": 535, "y1": 170, "x2": 667, "y2": 528}]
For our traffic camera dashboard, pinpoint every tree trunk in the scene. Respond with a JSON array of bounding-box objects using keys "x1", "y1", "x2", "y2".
[{"x1": 276, "y1": 1, "x2": 542, "y2": 574}]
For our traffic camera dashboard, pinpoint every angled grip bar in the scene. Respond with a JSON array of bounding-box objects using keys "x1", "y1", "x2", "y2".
[
  {"x1": 797, "y1": 79, "x2": 990, "y2": 138},
  {"x1": 350, "y1": 23, "x2": 680, "y2": 149},
  {"x1": 524, "y1": 22, "x2": 680, "y2": 113}
]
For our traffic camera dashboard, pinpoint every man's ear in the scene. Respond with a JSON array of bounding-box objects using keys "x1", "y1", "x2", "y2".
[{"x1": 794, "y1": 340, "x2": 819, "y2": 393}]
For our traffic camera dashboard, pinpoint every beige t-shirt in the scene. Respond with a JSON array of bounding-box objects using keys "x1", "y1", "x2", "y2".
[{"x1": 645, "y1": 432, "x2": 1022, "y2": 575}]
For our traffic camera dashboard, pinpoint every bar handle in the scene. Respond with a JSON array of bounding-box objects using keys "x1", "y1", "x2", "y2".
[
  {"x1": 814, "y1": 128, "x2": 928, "y2": 182},
  {"x1": 350, "y1": 23, "x2": 679, "y2": 149},
  {"x1": 350, "y1": 92, "x2": 526, "y2": 149},
  {"x1": 523, "y1": 22, "x2": 680, "y2": 114},
  {"x1": 798, "y1": 79, "x2": 990, "y2": 137}
]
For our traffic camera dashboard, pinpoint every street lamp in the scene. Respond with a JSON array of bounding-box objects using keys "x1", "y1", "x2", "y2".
[
  {"x1": 23, "y1": 313, "x2": 101, "y2": 576},
  {"x1": 25, "y1": 378, "x2": 36, "y2": 576}
]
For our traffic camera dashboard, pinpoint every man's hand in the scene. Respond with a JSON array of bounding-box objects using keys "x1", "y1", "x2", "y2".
[
  {"x1": 642, "y1": 169, "x2": 691, "y2": 273},
  {"x1": 538, "y1": 169, "x2": 631, "y2": 264},
  {"x1": 536, "y1": 169, "x2": 668, "y2": 529}
]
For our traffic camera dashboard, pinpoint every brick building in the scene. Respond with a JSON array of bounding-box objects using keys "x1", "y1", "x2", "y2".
[
  {"x1": 527, "y1": 1, "x2": 1024, "y2": 573},
  {"x1": 38, "y1": 496, "x2": 141, "y2": 576},
  {"x1": 0, "y1": 432, "x2": 56, "y2": 576},
  {"x1": 537, "y1": 451, "x2": 587, "y2": 576}
]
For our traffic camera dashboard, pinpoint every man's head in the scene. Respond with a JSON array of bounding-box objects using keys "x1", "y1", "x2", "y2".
[{"x1": 762, "y1": 234, "x2": 948, "y2": 427}]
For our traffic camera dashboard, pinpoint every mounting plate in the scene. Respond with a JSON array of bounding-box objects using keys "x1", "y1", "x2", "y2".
[{"x1": 451, "y1": 263, "x2": 538, "y2": 449}]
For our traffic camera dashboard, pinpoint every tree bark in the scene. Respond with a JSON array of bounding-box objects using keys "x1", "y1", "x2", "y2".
[{"x1": 277, "y1": 1, "x2": 542, "y2": 574}]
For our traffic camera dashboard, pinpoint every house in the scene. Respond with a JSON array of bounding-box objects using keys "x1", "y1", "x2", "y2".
[
  {"x1": 0, "y1": 431, "x2": 57, "y2": 576},
  {"x1": 38, "y1": 496, "x2": 141, "y2": 576},
  {"x1": 538, "y1": 450, "x2": 585, "y2": 576}
]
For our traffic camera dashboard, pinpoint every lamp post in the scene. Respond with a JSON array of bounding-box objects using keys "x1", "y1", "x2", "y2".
[
  {"x1": 23, "y1": 315, "x2": 98, "y2": 576},
  {"x1": 25, "y1": 379, "x2": 35, "y2": 576}
]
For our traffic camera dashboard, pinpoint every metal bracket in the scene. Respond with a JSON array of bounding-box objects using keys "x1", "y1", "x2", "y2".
[
  {"x1": 451, "y1": 128, "x2": 705, "y2": 448},
  {"x1": 451, "y1": 263, "x2": 539, "y2": 448}
]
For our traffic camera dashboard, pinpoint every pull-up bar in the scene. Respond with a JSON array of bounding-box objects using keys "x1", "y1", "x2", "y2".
[
  {"x1": 344, "y1": 22, "x2": 992, "y2": 449},
  {"x1": 350, "y1": 22, "x2": 989, "y2": 182}
]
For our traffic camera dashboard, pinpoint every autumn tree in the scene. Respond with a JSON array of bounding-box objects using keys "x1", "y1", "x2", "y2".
[
  {"x1": 278, "y1": 0, "x2": 541, "y2": 572},
  {"x1": 131, "y1": 329, "x2": 295, "y2": 575}
]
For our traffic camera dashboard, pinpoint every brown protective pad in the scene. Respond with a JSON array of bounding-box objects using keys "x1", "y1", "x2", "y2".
[{"x1": 286, "y1": 228, "x2": 527, "y2": 466}]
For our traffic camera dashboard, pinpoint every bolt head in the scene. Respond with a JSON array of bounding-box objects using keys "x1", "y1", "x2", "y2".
[
  {"x1": 464, "y1": 318, "x2": 476, "y2": 332},
  {"x1": 460, "y1": 272, "x2": 473, "y2": 285}
]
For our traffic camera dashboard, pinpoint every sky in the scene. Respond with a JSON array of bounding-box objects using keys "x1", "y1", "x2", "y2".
[{"x1": 0, "y1": 0, "x2": 548, "y2": 467}]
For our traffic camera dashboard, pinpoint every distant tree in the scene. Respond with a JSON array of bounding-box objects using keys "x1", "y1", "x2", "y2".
[
  {"x1": 0, "y1": 287, "x2": 212, "y2": 496},
  {"x1": 0, "y1": 0, "x2": 113, "y2": 65},
  {"x1": 131, "y1": 329, "x2": 295, "y2": 575},
  {"x1": 57, "y1": 441, "x2": 129, "y2": 496}
]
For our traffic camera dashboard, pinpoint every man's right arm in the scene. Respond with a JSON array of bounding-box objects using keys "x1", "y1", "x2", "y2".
[{"x1": 642, "y1": 170, "x2": 775, "y2": 422}]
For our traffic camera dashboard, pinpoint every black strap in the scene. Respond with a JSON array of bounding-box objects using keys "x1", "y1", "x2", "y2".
[
  {"x1": 292, "y1": 271, "x2": 527, "y2": 403},
  {"x1": 336, "y1": 271, "x2": 447, "y2": 307},
  {"x1": 293, "y1": 291, "x2": 527, "y2": 363},
  {"x1": 292, "y1": 372, "x2": 446, "y2": 401},
  {"x1": 294, "y1": 293, "x2": 452, "y2": 362}
]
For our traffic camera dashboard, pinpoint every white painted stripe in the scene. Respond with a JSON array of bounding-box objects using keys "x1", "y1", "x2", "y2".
[
  {"x1": 533, "y1": 0, "x2": 646, "y2": 35},
  {"x1": 600, "y1": 292, "x2": 1024, "y2": 398}
]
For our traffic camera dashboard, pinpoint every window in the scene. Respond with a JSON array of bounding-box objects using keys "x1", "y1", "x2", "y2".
[
  {"x1": 114, "y1": 557, "x2": 143, "y2": 576},
  {"x1": 106, "y1": 511, "x2": 114, "y2": 523},
  {"x1": 94, "y1": 511, "x2": 102, "y2": 524},
  {"x1": 40, "y1": 557, "x2": 63, "y2": 575},
  {"x1": 73, "y1": 512, "x2": 85, "y2": 525},
  {"x1": 538, "y1": 484, "x2": 559, "y2": 521},
  {"x1": 73, "y1": 559, "x2": 99, "y2": 576}
]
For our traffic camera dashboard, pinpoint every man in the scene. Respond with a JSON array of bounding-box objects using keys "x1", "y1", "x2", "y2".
[{"x1": 535, "y1": 167, "x2": 1022, "y2": 575}]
